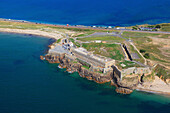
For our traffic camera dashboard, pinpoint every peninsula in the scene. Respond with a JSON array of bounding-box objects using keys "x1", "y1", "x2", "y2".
[{"x1": 0, "y1": 19, "x2": 170, "y2": 95}]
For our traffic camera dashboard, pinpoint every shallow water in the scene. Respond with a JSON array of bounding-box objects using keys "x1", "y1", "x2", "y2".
[
  {"x1": 0, "y1": 0, "x2": 170, "y2": 26},
  {"x1": 0, "y1": 33, "x2": 170, "y2": 113}
]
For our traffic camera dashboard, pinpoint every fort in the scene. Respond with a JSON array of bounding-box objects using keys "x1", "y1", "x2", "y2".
[
  {"x1": 0, "y1": 19, "x2": 169, "y2": 95},
  {"x1": 72, "y1": 47, "x2": 115, "y2": 73},
  {"x1": 41, "y1": 37, "x2": 154, "y2": 94}
]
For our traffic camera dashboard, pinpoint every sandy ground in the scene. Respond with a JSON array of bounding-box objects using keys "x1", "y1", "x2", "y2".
[
  {"x1": 137, "y1": 76, "x2": 170, "y2": 95},
  {"x1": 0, "y1": 28, "x2": 63, "y2": 39}
]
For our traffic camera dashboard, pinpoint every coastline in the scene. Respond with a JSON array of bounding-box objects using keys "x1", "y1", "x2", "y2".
[
  {"x1": 137, "y1": 76, "x2": 170, "y2": 96},
  {"x1": 136, "y1": 88, "x2": 170, "y2": 97},
  {"x1": 0, "y1": 28, "x2": 62, "y2": 40},
  {"x1": 0, "y1": 20, "x2": 170, "y2": 96},
  {"x1": 1, "y1": 18, "x2": 170, "y2": 34}
]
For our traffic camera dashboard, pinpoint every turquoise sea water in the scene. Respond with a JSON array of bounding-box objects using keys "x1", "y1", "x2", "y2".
[
  {"x1": 0, "y1": 0, "x2": 170, "y2": 26},
  {"x1": 0, "y1": 33, "x2": 170, "y2": 113}
]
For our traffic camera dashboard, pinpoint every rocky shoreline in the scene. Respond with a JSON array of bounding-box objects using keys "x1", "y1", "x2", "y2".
[
  {"x1": 41, "y1": 54, "x2": 135, "y2": 94},
  {"x1": 0, "y1": 20, "x2": 169, "y2": 95},
  {"x1": 41, "y1": 52, "x2": 170, "y2": 95}
]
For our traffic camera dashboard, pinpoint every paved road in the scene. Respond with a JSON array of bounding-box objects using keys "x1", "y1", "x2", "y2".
[
  {"x1": 119, "y1": 29, "x2": 170, "y2": 34},
  {"x1": 77, "y1": 32, "x2": 118, "y2": 39}
]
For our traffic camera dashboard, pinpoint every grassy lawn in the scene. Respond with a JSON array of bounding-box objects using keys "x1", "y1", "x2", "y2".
[
  {"x1": 160, "y1": 23, "x2": 170, "y2": 32},
  {"x1": 69, "y1": 38, "x2": 81, "y2": 47},
  {"x1": 82, "y1": 43, "x2": 124, "y2": 60},
  {"x1": 122, "y1": 31, "x2": 170, "y2": 65},
  {"x1": 77, "y1": 36, "x2": 125, "y2": 42},
  {"x1": 117, "y1": 60, "x2": 141, "y2": 69},
  {"x1": 0, "y1": 21, "x2": 44, "y2": 29},
  {"x1": 82, "y1": 65, "x2": 90, "y2": 70},
  {"x1": 138, "y1": 44, "x2": 170, "y2": 63},
  {"x1": 154, "y1": 64, "x2": 170, "y2": 81},
  {"x1": 56, "y1": 39, "x2": 61, "y2": 43},
  {"x1": 0, "y1": 21, "x2": 72, "y2": 33},
  {"x1": 76, "y1": 31, "x2": 95, "y2": 37},
  {"x1": 122, "y1": 31, "x2": 169, "y2": 39}
]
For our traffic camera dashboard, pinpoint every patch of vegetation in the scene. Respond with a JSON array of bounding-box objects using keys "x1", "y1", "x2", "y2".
[
  {"x1": 117, "y1": 60, "x2": 141, "y2": 69},
  {"x1": 155, "y1": 25, "x2": 161, "y2": 29},
  {"x1": 160, "y1": 23, "x2": 170, "y2": 32},
  {"x1": 76, "y1": 31, "x2": 95, "y2": 37},
  {"x1": 77, "y1": 36, "x2": 125, "y2": 42},
  {"x1": 82, "y1": 43, "x2": 124, "y2": 60},
  {"x1": 140, "y1": 49, "x2": 146, "y2": 53},
  {"x1": 122, "y1": 31, "x2": 170, "y2": 65},
  {"x1": 143, "y1": 72, "x2": 155, "y2": 82},
  {"x1": 132, "y1": 27, "x2": 137, "y2": 30},
  {"x1": 56, "y1": 39, "x2": 61, "y2": 43},
  {"x1": 144, "y1": 53, "x2": 150, "y2": 59},
  {"x1": 82, "y1": 65, "x2": 90, "y2": 70},
  {"x1": 73, "y1": 61, "x2": 78, "y2": 64},
  {"x1": 122, "y1": 76, "x2": 138, "y2": 82},
  {"x1": 0, "y1": 21, "x2": 72, "y2": 33},
  {"x1": 154, "y1": 65, "x2": 170, "y2": 81},
  {"x1": 97, "y1": 71, "x2": 103, "y2": 74},
  {"x1": 66, "y1": 28, "x2": 92, "y2": 32},
  {"x1": 122, "y1": 31, "x2": 160, "y2": 39},
  {"x1": 149, "y1": 54, "x2": 169, "y2": 63},
  {"x1": 70, "y1": 38, "x2": 81, "y2": 47}
]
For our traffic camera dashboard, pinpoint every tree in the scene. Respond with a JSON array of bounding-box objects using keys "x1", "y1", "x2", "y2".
[
  {"x1": 132, "y1": 27, "x2": 137, "y2": 30},
  {"x1": 147, "y1": 25, "x2": 154, "y2": 28},
  {"x1": 140, "y1": 49, "x2": 146, "y2": 53},
  {"x1": 144, "y1": 53, "x2": 150, "y2": 59},
  {"x1": 155, "y1": 25, "x2": 161, "y2": 29}
]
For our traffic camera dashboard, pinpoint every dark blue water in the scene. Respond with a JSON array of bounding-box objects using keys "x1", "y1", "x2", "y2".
[
  {"x1": 0, "y1": 33, "x2": 170, "y2": 113},
  {"x1": 0, "y1": 0, "x2": 170, "y2": 26}
]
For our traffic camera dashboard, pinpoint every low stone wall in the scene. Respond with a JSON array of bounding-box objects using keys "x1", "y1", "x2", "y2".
[{"x1": 121, "y1": 67, "x2": 151, "y2": 78}]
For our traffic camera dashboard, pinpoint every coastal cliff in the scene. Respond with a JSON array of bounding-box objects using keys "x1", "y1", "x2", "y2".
[{"x1": 43, "y1": 54, "x2": 134, "y2": 94}]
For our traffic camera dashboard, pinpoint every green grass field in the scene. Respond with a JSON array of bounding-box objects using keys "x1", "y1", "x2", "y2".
[
  {"x1": 82, "y1": 43, "x2": 124, "y2": 60},
  {"x1": 77, "y1": 36, "x2": 125, "y2": 42},
  {"x1": 122, "y1": 31, "x2": 170, "y2": 65},
  {"x1": 159, "y1": 23, "x2": 170, "y2": 32},
  {"x1": 69, "y1": 38, "x2": 81, "y2": 47},
  {"x1": 116, "y1": 60, "x2": 141, "y2": 69}
]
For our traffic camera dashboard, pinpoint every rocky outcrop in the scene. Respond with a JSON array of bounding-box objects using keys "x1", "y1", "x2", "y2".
[{"x1": 116, "y1": 88, "x2": 133, "y2": 94}]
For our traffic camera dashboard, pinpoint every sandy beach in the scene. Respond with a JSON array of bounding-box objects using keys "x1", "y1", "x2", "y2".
[
  {"x1": 137, "y1": 76, "x2": 170, "y2": 95},
  {"x1": 0, "y1": 28, "x2": 63, "y2": 39}
]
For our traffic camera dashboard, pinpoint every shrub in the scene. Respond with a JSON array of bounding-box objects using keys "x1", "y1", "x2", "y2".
[
  {"x1": 140, "y1": 49, "x2": 146, "y2": 53},
  {"x1": 56, "y1": 39, "x2": 61, "y2": 43},
  {"x1": 132, "y1": 27, "x2": 137, "y2": 30},
  {"x1": 144, "y1": 53, "x2": 150, "y2": 59},
  {"x1": 147, "y1": 25, "x2": 154, "y2": 28},
  {"x1": 155, "y1": 25, "x2": 161, "y2": 29}
]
